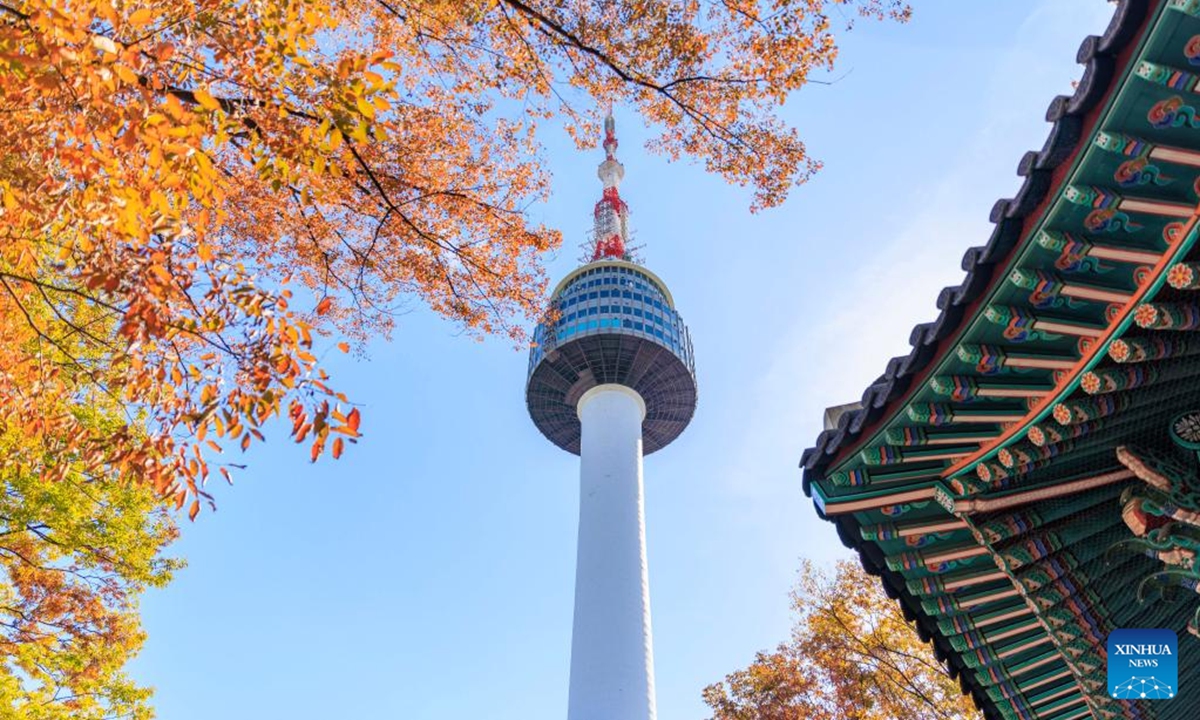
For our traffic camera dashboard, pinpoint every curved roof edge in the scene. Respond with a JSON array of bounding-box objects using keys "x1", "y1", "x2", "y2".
[{"x1": 800, "y1": 0, "x2": 1152, "y2": 495}]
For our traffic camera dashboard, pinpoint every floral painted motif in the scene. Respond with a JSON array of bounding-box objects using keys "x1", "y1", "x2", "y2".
[
  {"x1": 1114, "y1": 157, "x2": 1172, "y2": 188},
  {"x1": 1080, "y1": 366, "x2": 1155, "y2": 394},
  {"x1": 1175, "y1": 412, "x2": 1200, "y2": 447},
  {"x1": 1134, "y1": 302, "x2": 1200, "y2": 330},
  {"x1": 1168, "y1": 263, "x2": 1200, "y2": 290},
  {"x1": 1084, "y1": 208, "x2": 1142, "y2": 234},
  {"x1": 1053, "y1": 395, "x2": 1126, "y2": 425},
  {"x1": 1148, "y1": 95, "x2": 1200, "y2": 129},
  {"x1": 1186, "y1": 34, "x2": 1200, "y2": 66},
  {"x1": 975, "y1": 462, "x2": 1008, "y2": 485},
  {"x1": 1108, "y1": 336, "x2": 1183, "y2": 364}
]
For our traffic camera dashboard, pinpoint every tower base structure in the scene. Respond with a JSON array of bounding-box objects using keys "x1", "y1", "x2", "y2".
[{"x1": 568, "y1": 384, "x2": 657, "y2": 720}]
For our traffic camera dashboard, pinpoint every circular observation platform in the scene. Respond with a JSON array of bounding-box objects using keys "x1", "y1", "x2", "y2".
[{"x1": 526, "y1": 260, "x2": 697, "y2": 455}]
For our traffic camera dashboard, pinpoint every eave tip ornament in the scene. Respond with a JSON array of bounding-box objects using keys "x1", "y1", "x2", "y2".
[{"x1": 591, "y1": 113, "x2": 631, "y2": 262}]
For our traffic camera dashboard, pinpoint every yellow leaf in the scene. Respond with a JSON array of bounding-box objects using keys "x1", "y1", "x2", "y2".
[
  {"x1": 129, "y1": 8, "x2": 155, "y2": 27},
  {"x1": 194, "y1": 88, "x2": 221, "y2": 112},
  {"x1": 355, "y1": 96, "x2": 375, "y2": 120}
]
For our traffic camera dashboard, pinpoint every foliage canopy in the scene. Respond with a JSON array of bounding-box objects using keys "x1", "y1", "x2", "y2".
[{"x1": 0, "y1": 0, "x2": 907, "y2": 508}]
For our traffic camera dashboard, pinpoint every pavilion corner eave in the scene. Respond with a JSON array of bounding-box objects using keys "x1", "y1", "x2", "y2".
[{"x1": 800, "y1": 2, "x2": 1200, "y2": 719}]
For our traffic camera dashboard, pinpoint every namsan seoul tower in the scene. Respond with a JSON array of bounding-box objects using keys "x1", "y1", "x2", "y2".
[{"x1": 525, "y1": 114, "x2": 697, "y2": 720}]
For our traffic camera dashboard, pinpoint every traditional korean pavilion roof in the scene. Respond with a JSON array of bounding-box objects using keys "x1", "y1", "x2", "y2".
[{"x1": 800, "y1": 1, "x2": 1200, "y2": 718}]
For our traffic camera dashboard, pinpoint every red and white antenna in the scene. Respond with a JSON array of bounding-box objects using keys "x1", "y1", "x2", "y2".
[{"x1": 591, "y1": 112, "x2": 630, "y2": 261}]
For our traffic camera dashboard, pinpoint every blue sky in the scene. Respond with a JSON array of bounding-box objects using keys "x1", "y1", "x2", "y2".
[{"x1": 133, "y1": 3, "x2": 1116, "y2": 718}]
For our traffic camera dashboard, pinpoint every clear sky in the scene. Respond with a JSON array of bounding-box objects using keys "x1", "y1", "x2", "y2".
[{"x1": 132, "y1": 2, "x2": 1117, "y2": 718}]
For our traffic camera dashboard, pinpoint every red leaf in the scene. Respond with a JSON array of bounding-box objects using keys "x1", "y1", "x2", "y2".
[
  {"x1": 188, "y1": 499, "x2": 200, "y2": 521},
  {"x1": 337, "y1": 341, "x2": 350, "y2": 353},
  {"x1": 315, "y1": 297, "x2": 333, "y2": 315},
  {"x1": 332, "y1": 437, "x2": 344, "y2": 459},
  {"x1": 347, "y1": 407, "x2": 361, "y2": 432}
]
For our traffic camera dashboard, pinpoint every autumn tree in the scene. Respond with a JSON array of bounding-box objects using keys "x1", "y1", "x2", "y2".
[
  {"x1": 0, "y1": 285, "x2": 179, "y2": 718},
  {"x1": 703, "y1": 560, "x2": 978, "y2": 720},
  {"x1": 0, "y1": 0, "x2": 910, "y2": 512},
  {"x1": 0, "y1": 409, "x2": 179, "y2": 720}
]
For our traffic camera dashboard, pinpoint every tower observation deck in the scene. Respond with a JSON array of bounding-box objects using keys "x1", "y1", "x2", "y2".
[{"x1": 525, "y1": 115, "x2": 697, "y2": 720}]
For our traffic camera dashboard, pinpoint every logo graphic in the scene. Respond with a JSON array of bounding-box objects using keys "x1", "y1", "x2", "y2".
[{"x1": 1107, "y1": 628, "x2": 1177, "y2": 700}]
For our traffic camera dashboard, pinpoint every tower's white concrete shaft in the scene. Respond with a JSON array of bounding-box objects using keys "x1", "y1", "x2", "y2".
[{"x1": 569, "y1": 384, "x2": 656, "y2": 720}]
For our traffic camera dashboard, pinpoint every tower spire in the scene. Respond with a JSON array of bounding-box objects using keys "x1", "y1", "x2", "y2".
[{"x1": 592, "y1": 112, "x2": 629, "y2": 261}]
